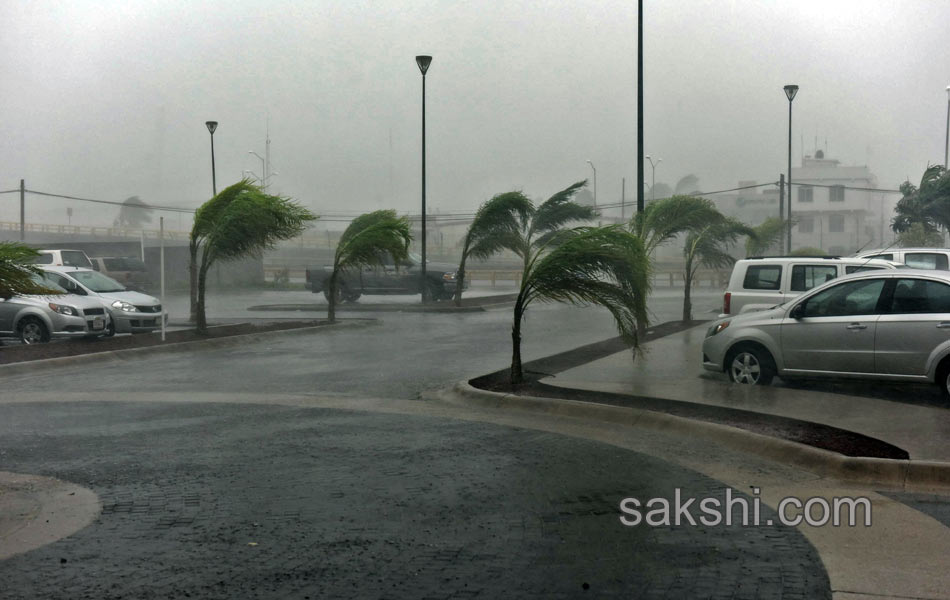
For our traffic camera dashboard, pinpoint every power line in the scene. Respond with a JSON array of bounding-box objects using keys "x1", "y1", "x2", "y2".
[{"x1": 25, "y1": 189, "x2": 196, "y2": 214}]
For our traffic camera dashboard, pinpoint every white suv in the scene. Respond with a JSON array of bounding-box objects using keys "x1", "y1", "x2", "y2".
[
  {"x1": 854, "y1": 248, "x2": 950, "y2": 271},
  {"x1": 721, "y1": 256, "x2": 899, "y2": 316}
]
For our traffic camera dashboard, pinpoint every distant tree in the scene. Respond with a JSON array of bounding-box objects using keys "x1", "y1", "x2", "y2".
[
  {"x1": 682, "y1": 218, "x2": 755, "y2": 320},
  {"x1": 192, "y1": 181, "x2": 316, "y2": 333},
  {"x1": 790, "y1": 247, "x2": 827, "y2": 256},
  {"x1": 113, "y1": 196, "x2": 154, "y2": 228},
  {"x1": 454, "y1": 192, "x2": 532, "y2": 306},
  {"x1": 892, "y1": 165, "x2": 950, "y2": 239},
  {"x1": 327, "y1": 210, "x2": 412, "y2": 322},
  {"x1": 646, "y1": 182, "x2": 673, "y2": 203},
  {"x1": 745, "y1": 217, "x2": 794, "y2": 257},
  {"x1": 0, "y1": 242, "x2": 62, "y2": 299},
  {"x1": 674, "y1": 174, "x2": 701, "y2": 196},
  {"x1": 897, "y1": 222, "x2": 944, "y2": 248},
  {"x1": 509, "y1": 226, "x2": 649, "y2": 384}
]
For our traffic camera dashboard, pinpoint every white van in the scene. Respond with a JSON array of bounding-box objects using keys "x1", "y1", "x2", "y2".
[
  {"x1": 33, "y1": 249, "x2": 95, "y2": 269},
  {"x1": 721, "y1": 256, "x2": 900, "y2": 316},
  {"x1": 854, "y1": 248, "x2": 950, "y2": 271}
]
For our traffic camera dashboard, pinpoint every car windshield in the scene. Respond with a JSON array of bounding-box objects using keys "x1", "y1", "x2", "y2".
[
  {"x1": 65, "y1": 270, "x2": 126, "y2": 293},
  {"x1": 29, "y1": 272, "x2": 67, "y2": 293}
]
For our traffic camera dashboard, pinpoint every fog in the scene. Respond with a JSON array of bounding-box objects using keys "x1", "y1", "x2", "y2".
[{"x1": 1, "y1": 0, "x2": 948, "y2": 228}]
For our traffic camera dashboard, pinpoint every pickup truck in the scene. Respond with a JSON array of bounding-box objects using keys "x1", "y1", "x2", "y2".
[{"x1": 306, "y1": 252, "x2": 465, "y2": 302}]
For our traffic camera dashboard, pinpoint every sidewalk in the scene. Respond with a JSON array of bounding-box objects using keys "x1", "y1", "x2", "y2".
[{"x1": 545, "y1": 324, "x2": 950, "y2": 462}]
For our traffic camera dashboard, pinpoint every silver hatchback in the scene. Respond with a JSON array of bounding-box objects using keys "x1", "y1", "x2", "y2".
[{"x1": 703, "y1": 269, "x2": 950, "y2": 397}]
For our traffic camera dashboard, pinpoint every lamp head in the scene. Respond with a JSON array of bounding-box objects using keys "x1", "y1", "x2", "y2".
[
  {"x1": 784, "y1": 84, "x2": 799, "y2": 102},
  {"x1": 205, "y1": 121, "x2": 218, "y2": 134},
  {"x1": 415, "y1": 55, "x2": 432, "y2": 75}
]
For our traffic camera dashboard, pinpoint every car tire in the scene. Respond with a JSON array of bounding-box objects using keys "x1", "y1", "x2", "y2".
[
  {"x1": 426, "y1": 280, "x2": 447, "y2": 302},
  {"x1": 105, "y1": 319, "x2": 116, "y2": 337},
  {"x1": 343, "y1": 290, "x2": 362, "y2": 303},
  {"x1": 18, "y1": 317, "x2": 50, "y2": 345},
  {"x1": 936, "y1": 359, "x2": 950, "y2": 401},
  {"x1": 726, "y1": 344, "x2": 775, "y2": 386}
]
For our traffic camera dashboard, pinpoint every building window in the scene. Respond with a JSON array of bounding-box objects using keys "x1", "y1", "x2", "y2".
[
  {"x1": 830, "y1": 185, "x2": 845, "y2": 202},
  {"x1": 798, "y1": 186, "x2": 813, "y2": 203},
  {"x1": 828, "y1": 215, "x2": 845, "y2": 233},
  {"x1": 798, "y1": 217, "x2": 814, "y2": 234}
]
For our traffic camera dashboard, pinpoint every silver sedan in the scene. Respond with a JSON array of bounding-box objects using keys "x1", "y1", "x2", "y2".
[{"x1": 703, "y1": 269, "x2": 950, "y2": 397}]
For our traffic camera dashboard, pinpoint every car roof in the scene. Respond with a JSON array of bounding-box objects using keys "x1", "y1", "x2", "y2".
[
  {"x1": 37, "y1": 248, "x2": 87, "y2": 253},
  {"x1": 736, "y1": 256, "x2": 896, "y2": 265},
  {"x1": 857, "y1": 248, "x2": 950, "y2": 254}
]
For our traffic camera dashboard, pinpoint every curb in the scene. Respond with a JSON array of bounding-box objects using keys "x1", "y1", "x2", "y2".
[
  {"x1": 0, "y1": 319, "x2": 378, "y2": 377},
  {"x1": 246, "y1": 303, "x2": 507, "y2": 314},
  {"x1": 442, "y1": 381, "x2": 950, "y2": 492}
]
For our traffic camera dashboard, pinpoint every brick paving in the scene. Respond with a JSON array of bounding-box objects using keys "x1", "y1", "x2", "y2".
[{"x1": 0, "y1": 401, "x2": 830, "y2": 599}]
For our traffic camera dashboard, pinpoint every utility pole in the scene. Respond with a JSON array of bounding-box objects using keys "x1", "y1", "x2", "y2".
[
  {"x1": 636, "y1": 0, "x2": 644, "y2": 214},
  {"x1": 778, "y1": 174, "x2": 785, "y2": 249},
  {"x1": 621, "y1": 177, "x2": 626, "y2": 221},
  {"x1": 19, "y1": 179, "x2": 25, "y2": 241}
]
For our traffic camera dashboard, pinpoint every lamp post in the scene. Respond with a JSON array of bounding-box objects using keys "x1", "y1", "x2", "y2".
[
  {"x1": 586, "y1": 160, "x2": 597, "y2": 208},
  {"x1": 944, "y1": 85, "x2": 949, "y2": 169},
  {"x1": 784, "y1": 84, "x2": 799, "y2": 254},
  {"x1": 645, "y1": 155, "x2": 661, "y2": 203},
  {"x1": 416, "y1": 54, "x2": 432, "y2": 303},
  {"x1": 205, "y1": 121, "x2": 218, "y2": 196},
  {"x1": 249, "y1": 151, "x2": 266, "y2": 191}
]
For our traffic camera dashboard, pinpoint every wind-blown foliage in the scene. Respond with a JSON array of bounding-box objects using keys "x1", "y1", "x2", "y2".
[
  {"x1": 510, "y1": 226, "x2": 650, "y2": 384},
  {"x1": 682, "y1": 218, "x2": 755, "y2": 320},
  {"x1": 898, "y1": 222, "x2": 944, "y2": 248},
  {"x1": 192, "y1": 181, "x2": 316, "y2": 332},
  {"x1": 506, "y1": 180, "x2": 597, "y2": 268},
  {"x1": 328, "y1": 210, "x2": 412, "y2": 322},
  {"x1": 745, "y1": 217, "x2": 793, "y2": 257},
  {"x1": 113, "y1": 196, "x2": 153, "y2": 228},
  {"x1": 629, "y1": 195, "x2": 723, "y2": 255},
  {"x1": 674, "y1": 174, "x2": 701, "y2": 196},
  {"x1": 892, "y1": 165, "x2": 950, "y2": 236},
  {"x1": 0, "y1": 242, "x2": 62, "y2": 298},
  {"x1": 454, "y1": 192, "x2": 532, "y2": 306},
  {"x1": 646, "y1": 182, "x2": 673, "y2": 203}
]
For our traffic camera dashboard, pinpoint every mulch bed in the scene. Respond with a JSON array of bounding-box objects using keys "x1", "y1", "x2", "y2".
[
  {"x1": 470, "y1": 320, "x2": 910, "y2": 461},
  {"x1": 0, "y1": 320, "x2": 328, "y2": 366}
]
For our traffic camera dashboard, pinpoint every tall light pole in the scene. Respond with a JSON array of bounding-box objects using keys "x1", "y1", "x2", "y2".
[
  {"x1": 636, "y1": 0, "x2": 644, "y2": 214},
  {"x1": 249, "y1": 151, "x2": 266, "y2": 191},
  {"x1": 944, "y1": 85, "x2": 949, "y2": 169},
  {"x1": 205, "y1": 121, "x2": 218, "y2": 196},
  {"x1": 784, "y1": 84, "x2": 799, "y2": 254},
  {"x1": 416, "y1": 55, "x2": 432, "y2": 303},
  {"x1": 586, "y1": 160, "x2": 597, "y2": 208},
  {"x1": 645, "y1": 155, "x2": 661, "y2": 203}
]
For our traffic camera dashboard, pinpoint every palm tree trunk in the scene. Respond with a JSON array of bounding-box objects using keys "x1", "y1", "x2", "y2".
[
  {"x1": 327, "y1": 269, "x2": 338, "y2": 323},
  {"x1": 682, "y1": 262, "x2": 693, "y2": 322},
  {"x1": 510, "y1": 296, "x2": 524, "y2": 384},
  {"x1": 196, "y1": 254, "x2": 212, "y2": 334},
  {"x1": 454, "y1": 257, "x2": 466, "y2": 307},
  {"x1": 188, "y1": 239, "x2": 199, "y2": 323}
]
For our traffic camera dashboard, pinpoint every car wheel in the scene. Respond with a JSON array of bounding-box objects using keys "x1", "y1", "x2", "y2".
[
  {"x1": 343, "y1": 290, "x2": 362, "y2": 303},
  {"x1": 323, "y1": 286, "x2": 343, "y2": 304},
  {"x1": 18, "y1": 317, "x2": 50, "y2": 345},
  {"x1": 726, "y1": 345, "x2": 775, "y2": 386},
  {"x1": 104, "y1": 319, "x2": 116, "y2": 337},
  {"x1": 426, "y1": 281, "x2": 446, "y2": 302},
  {"x1": 936, "y1": 360, "x2": 950, "y2": 400}
]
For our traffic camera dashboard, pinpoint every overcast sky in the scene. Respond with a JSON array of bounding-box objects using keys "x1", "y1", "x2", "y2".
[{"x1": 1, "y1": 0, "x2": 948, "y2": 227}]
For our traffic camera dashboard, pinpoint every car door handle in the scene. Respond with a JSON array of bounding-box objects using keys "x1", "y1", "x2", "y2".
[
  {"x1": 846, "y1": 323, "x2": 867, "y2": 330},
  {"x1": 938, "y1": 322, "x2": 950, "y2": 329}
]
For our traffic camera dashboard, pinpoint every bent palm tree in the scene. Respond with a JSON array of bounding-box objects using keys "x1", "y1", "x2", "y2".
[
  {"x1": 745, "y1": 217, "x2": 793, "y2": 257},
  {"x1": 682, "y1": 218, "x2": 755, "y2": 320},
  {"x1": 509, "y1": 180, "x2": 596, "y2": 270},
  {"x1": 454, "y1": 192, "x2": 532, "y2": 306},
  {"x1": 194, "y1": 181, "x2": 316, "y2": 333},
  {"x1": 629, "y1": 195, "x2": 723, "y2": 256},
  {"x1": 510, "y1": 226, "x2": 650, "y2": 384},
  {"x1": 328, "y1": 210, "x2": 412, "y2": 322},
  {"x1": 0, "y1": 242, "x2": 61, "y2": 298}
]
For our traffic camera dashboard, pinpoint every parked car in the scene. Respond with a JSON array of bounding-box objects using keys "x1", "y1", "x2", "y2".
[
  {"x1": 39, "y1": 266, "x2": 165, "y2": 336},
  {"x1": 306, "y1": 252, "x2": 465, "y2": 302},
  {"x1": 720, "y1": 256, "x2": 900, "y2": 316},
  {"x1": 89, "y1": 256, "x2": 152, "y2": 292},
  {"x1": 31, "y1": 249, "x2": 95, "y2": 269},
  {"x1": 0, "y1": 273, "x2": 111, "y2": 343},
  {"x1": 703, "y1": 269, "x2": 950, "y2": 397},
  {"x1": 854, "y1": 247, "x2": 950, "y2": 270}
]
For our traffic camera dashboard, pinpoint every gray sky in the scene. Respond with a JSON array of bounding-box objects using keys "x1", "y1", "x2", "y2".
[{"x1": 1, "y1": 0, "x2": 948, "y2": 227}]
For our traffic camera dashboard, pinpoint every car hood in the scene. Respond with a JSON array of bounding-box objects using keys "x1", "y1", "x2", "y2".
[
  {"x1": 95, "y1": 290, "x2": 160, "y2": 305},
  {"x1": 18, "y1": 292, "x2": 106, "y2": 310}
]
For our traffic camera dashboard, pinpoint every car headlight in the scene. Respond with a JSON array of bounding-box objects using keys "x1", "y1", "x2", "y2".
[
  {"x1": 442, "y1": 272, "x2": 457, "y2": 281},
  {"x1": 706, "y1": 321, "x2": 730, "y2": 337},
  {"x1": 48, "y1": 303, "x2": 78, "y2": 316},
  {"x1": 111, "y1": 300, "x2": 136, "y2": 312}
]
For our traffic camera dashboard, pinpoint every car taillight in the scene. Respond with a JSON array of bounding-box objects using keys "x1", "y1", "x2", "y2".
[{"x1": 723, "y1": 292, "x2": 731, "y2": 314}]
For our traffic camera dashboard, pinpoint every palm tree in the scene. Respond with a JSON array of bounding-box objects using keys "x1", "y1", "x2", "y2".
[
  {"x1": 745, "y1": 217, "x2": 793, "y2": 257},
  {"x1": 453, "y1": 192, "x2": 532, "y2": 306},
  {"x1": 113, "y1": 196, "x2": 153, "y2": 228},
  {"x1": 507, "y1": 181, "x2": 597, "y2": 271},
  {"x1": 510, "y1": 226, "x2": 650, "y2": 384},
  {"x1": 682, "y1": 218, "x2": 755, "y2": 320},
  {"x1": 193, "y1": 181, "x2": 316, "y2": 333},
  {"x1": 327, "y1": 210, "x2": 412, "y2": 322},
  {"x1": 629, "y1": 195, "x2": 723, "y2": 255},
  {"x1": 0, "y1": 242, "x2": 61, "y2": 299},
  {"x1": 893, "y1": 165, "x2": 949, "y2": 236}
]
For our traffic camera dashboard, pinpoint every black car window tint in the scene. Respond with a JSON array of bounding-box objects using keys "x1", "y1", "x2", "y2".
[
  {"x1": 742, "y1": 265, "x2": 782, "y2": 290},
  {"x1": 803, "y1": 279, "x2": 886, "y2": 318}
]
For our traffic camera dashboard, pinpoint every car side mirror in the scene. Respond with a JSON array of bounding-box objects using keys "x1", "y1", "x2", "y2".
[{"x1": 790, "y1": 304, "x2": 805, "y2": 319}]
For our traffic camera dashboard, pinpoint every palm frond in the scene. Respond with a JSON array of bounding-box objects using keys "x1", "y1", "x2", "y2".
[
  {"x1": 0, "y1": 242, "x2": 62, "y2": 297},
  {"x1": 530, "y1": 180, "x2": 596, "y2": 239},
  {"x1": 674, "y1": 174, "x2": 700, "y2": 195},
  {"x1": 630, "y1": 195, "x2": 723, "y2": 254},
  {"x1": 464, "y1": 192, "x2": 533, "y2": 260},
  {"x1": 686, "y1": 219, "x2": 756, "y2": 271},
  {"x1": 745, "y1": 217, "x2": 791, "y2": 257},
  {"x1": 336, "y1": 210, "x2": 412, "y2": 272}
]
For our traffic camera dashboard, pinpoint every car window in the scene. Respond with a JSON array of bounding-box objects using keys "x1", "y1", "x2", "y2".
[
  {"x1": 33, "y1": 253, "x2": 54, "y2": 264},
  {"x1": 65, "y1": 270, "x2": 127, "y2": 293},
  {"x1": 62, "y1": 251, "x2": 93, "y2": 268},
  {"x1": 845, "y1": 265, "x2": 884, "y2": 274},
  {"x1": 790, "y1": 265, "x2": 837, "y2": 292},
  {"x1": 887, "y1": 278, "x2": 950, "y2": 314},
  {"x1": 742, "y1": 265, "x2": 781, "y2": 290},
  {"x1": 904, "y1": 252, "x2": 949, "y2": 270},
  {"x1": 30, "y1": 273, "x2": 67, "y2": 293},
  {"x1": 43, "y1": 272, "x2": 84, "y2": 294},
  {"x1": 866, "y1": 253, "x2": 893, "y2": 261},
  {"x1": 103, "y1": 258, "x2": 123, "y2": 270},
  {"x1": 801, "y1": 278, "x2": 886, "y2": 318}
]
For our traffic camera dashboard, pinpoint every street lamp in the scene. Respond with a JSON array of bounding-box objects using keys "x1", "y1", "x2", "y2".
[
  {"x1": 249, "y1": 151, "x2": 266, "y2": 191},
  {"x1": 645, "y1": 155, "x2": 661, "y2": 203},
  {"x1": 416, "y1": 54, "x2": 432, "y2": 303},
  {"x1": 784, "y1": 84, "x2": 799, "y2": 254},
  {"x1": 586, "y1": 160, "x2": 597, "y2": 208},
  {"x1": 944, "y1": 85, "x2": 949, "y2": 169},
  {"x1": 205, "y1": 121, "x2": 218, "y2": 196}
]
